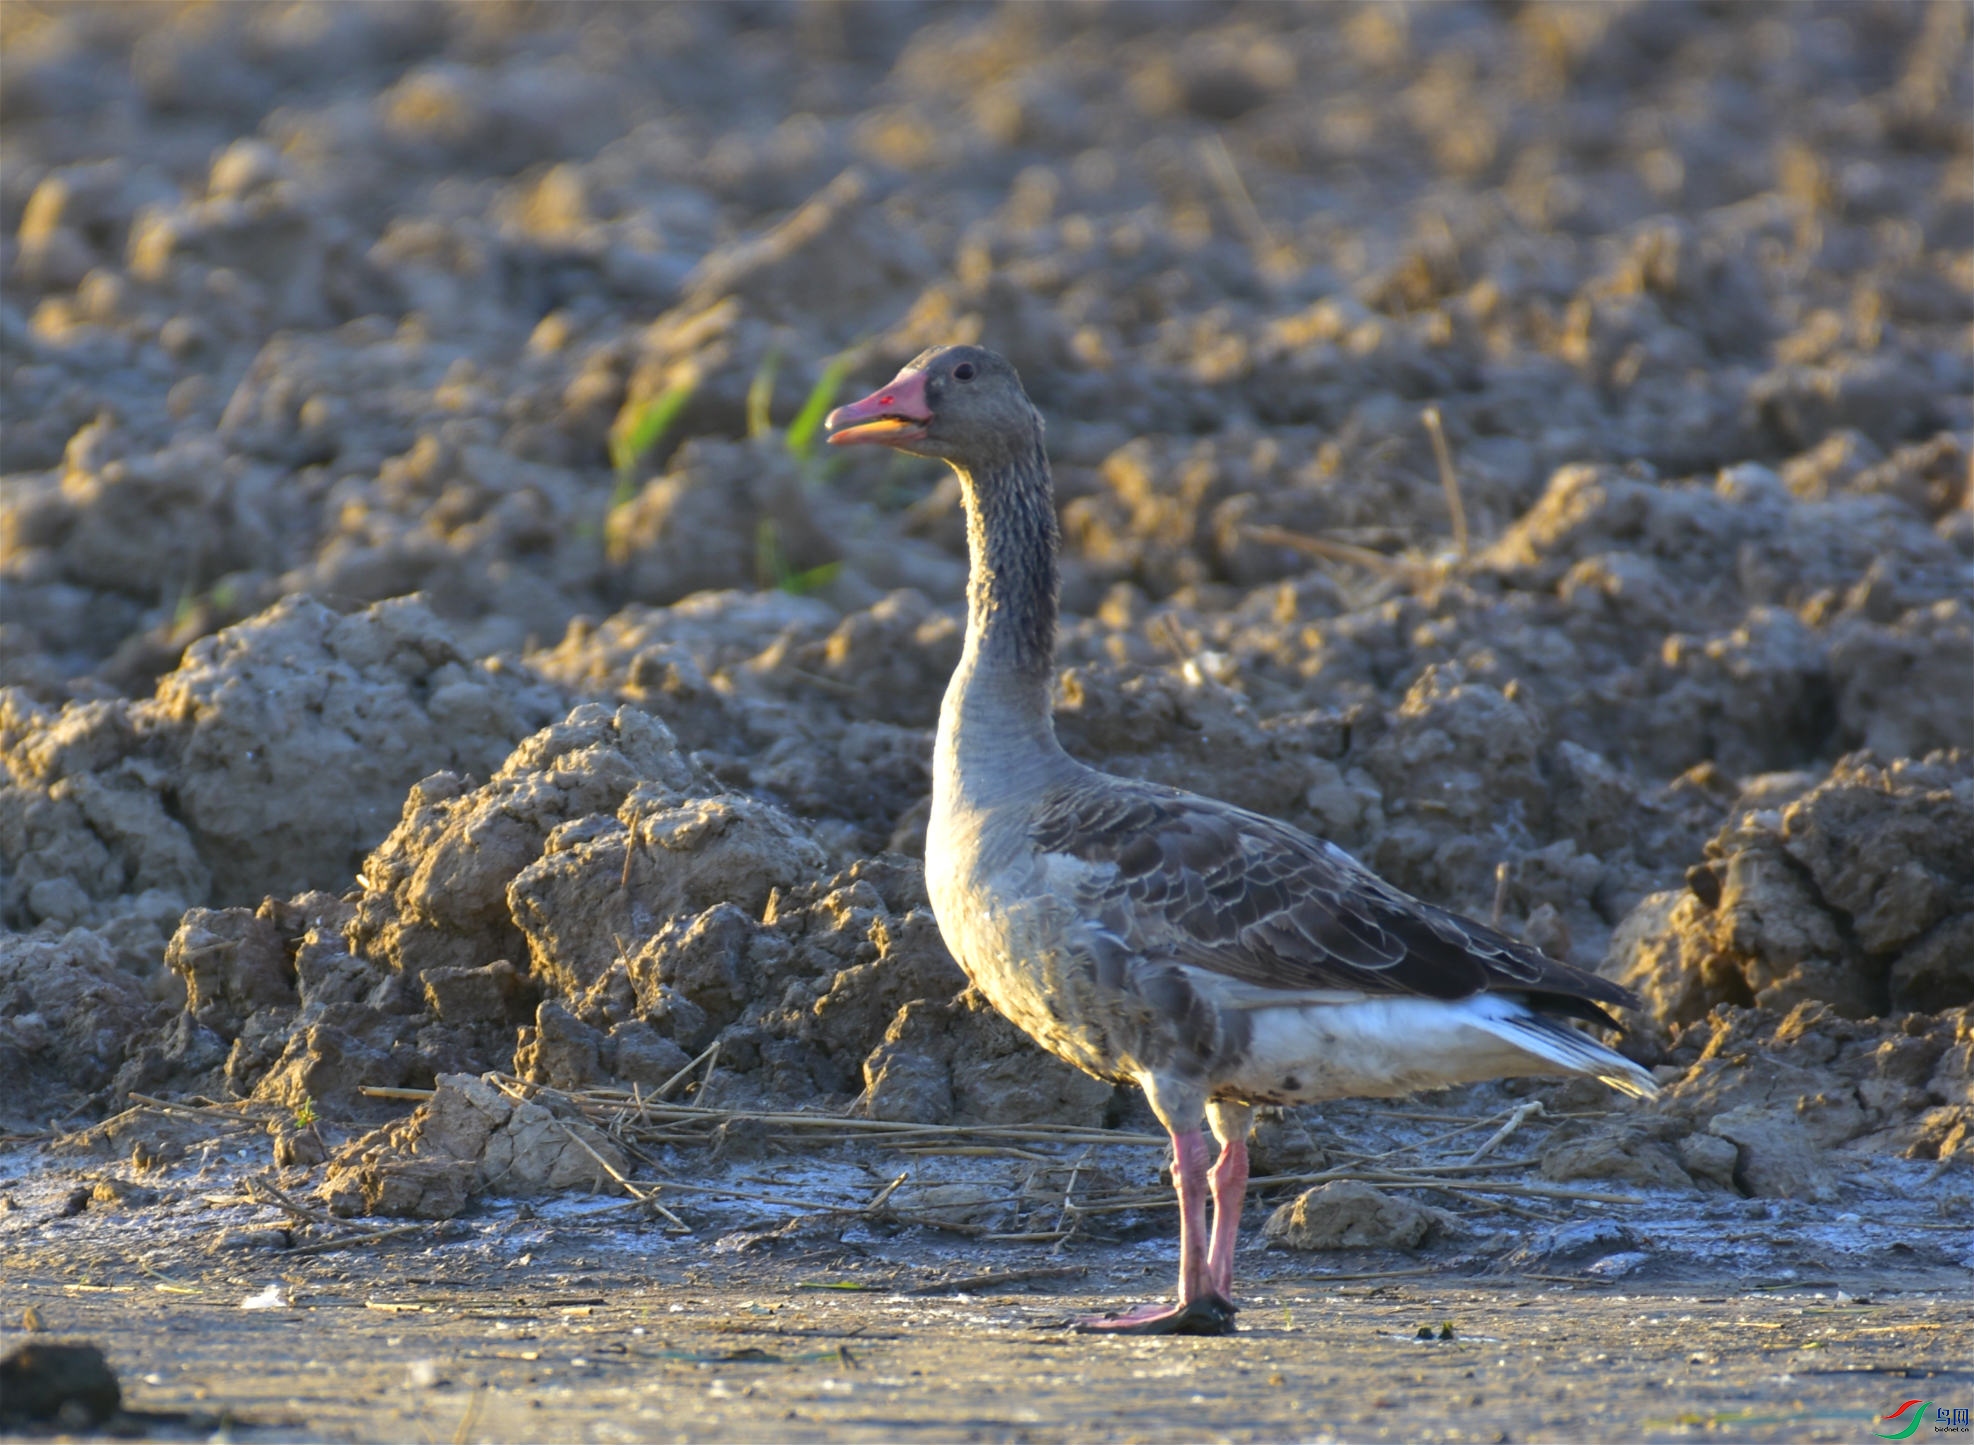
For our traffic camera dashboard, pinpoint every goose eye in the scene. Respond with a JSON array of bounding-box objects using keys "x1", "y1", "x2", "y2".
[{"x1": 954, "y1": 362, "x2": 976, "y2": 381}]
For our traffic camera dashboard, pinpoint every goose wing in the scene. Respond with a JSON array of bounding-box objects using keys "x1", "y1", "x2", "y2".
[{"x1": 1032, "y1": 778, "x2": 1638, "y2": 1022}]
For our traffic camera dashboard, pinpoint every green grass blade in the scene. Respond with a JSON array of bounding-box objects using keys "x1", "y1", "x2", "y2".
[
  {"x1": 753, "y1": 516, "x2": 840, "y2": 595},
  {"x1": 609, "y1": 380, "x2": 696, "y2": 483},
  {"x1": 781, "y1": 560, "x2": 842, "y2": 595},
  {"x1": 754, "y1": 517, "x2": 783, "y2": 590},
  {"x1": 746, "y1": 346, "x2": 781, "y2": 441},
  {"x1": 786, "y1": 353, "x2": 852, "y2": 460}
]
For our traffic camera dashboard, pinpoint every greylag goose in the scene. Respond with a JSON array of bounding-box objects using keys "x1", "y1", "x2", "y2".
[{"x1": 826, "y1": 346, "x2": 1656, "y2": 1336}]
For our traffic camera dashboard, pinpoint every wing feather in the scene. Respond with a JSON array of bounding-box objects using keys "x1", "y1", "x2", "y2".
[{"x1": 1032, "y1": 776, "x2": 1638, "y2": 1017}]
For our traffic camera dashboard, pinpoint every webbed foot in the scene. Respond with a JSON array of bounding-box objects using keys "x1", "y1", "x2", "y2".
[{"x1": 1071, "y1": 1294, "x2": 1237, "y2": 1336}]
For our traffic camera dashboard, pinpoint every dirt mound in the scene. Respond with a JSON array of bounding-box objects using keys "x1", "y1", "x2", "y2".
[
  {"x1": 530, "y1": 586, "x2": 961, "y2": 855},
  {"x1": 71, "y1": 696, "x2": 1106, "y2": 1165},
  {"x1": 0, "y1": 929, "x2": 163, "y2": 1129},
  {"x1": 1521, "y1": 1001, "x2": 1972, "y2": 1203},
  {"x1": 1609, "y1": 750, "x2": 1974, "y2": 1026},
  {"x1": 0, "y1": 595, "x2": 563, "y2": 944},
  {"x1": 1656, "y1": 1002, "x2": 1974, "y2": 1182},
  {"x1": 346, "y1": 702, "x2": 707, "y2": 990},
  {"x1": 604, "y1": 438, "x2": 838, "y2": 608},
  {"x1": 127, "y1": 701, "x2": 833, "y2": 1120}
]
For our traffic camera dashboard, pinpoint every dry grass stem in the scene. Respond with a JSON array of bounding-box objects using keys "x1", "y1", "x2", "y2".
[
  {"x1": 1420, "y1": 406, "x2": 1469, "y2": 559},
  {"x1": 905, "y1": 1264, "x2": 1088, "y2": 1296},
  {"x1": 248, "y1": 1174, "x2": 346, "y2": 1231},
  {"x1": 350, "y1": 1077, "x2": 1612, "y2": 1228},
  {"x1": 1359, "y1": 1109, "x2": 1517, "y2": 1163},
  {"x1": 284, "y1": 1221, "x2": 430, "y2": 1257},
  {"x1": 1064, "y1": 1163, "x2": 1636, "y2": 1216},
  {"x1": 635, "y1": 1176, "x2": 999, "y2": 1236},
  {"x1": 551, "y1": 1121, "x2": 690, "y2": 1230},
  {"x1": 1296, "y1": 1266, "x2": 1445, "y2": 1284},
  {"x1": 451, "y1": 1385, "x2": 488, "y2": 1445},
  {"x1": 655, "y1": 1041, "x2": 721, "y2": 1102},
  {"x1": 866, "y1": 1172, "x2": 912, "y2": 1213},
  {"x1": 1240, "y1": 524, "x2": 1437, "y2": 584},
  {"x1": 1197, "y1": 134, "x2": 1283, "y2": 265},
  {"x1": 119, "y1": 1095, "x2": 263, "y2": 1136},
  {"x1": 1464, "y1": 1100, "x2": 1545, "y2": 1165}
]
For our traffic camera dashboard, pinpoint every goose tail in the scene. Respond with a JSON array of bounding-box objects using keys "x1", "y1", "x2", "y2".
[{"x1": 1471, "y1": 995, "x2": 1661, "y2": 1099}]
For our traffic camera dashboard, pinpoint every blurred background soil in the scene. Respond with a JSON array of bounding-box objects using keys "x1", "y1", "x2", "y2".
[{"x1": 1, "y1": 2, "x2": 1971, "y2": 1434}]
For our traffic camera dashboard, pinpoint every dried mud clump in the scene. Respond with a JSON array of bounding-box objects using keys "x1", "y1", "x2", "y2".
[
  {"x1": 530, "y1": 586, "x2": 965, "y2": 856},
  {"x1": 320, "y1": 1072, "x2": 629, "y2": 1219},
  {"x1": 859, "y1": 986, "x2": 1119, "y2": 1129},
  {"x1": 605, "y1": 440, "x2": 839, "y2": 608},
  {"x1": 1473, "y1": 460, "x2": 1968, "y2": 781},
  {"x1": 566, "y1": 852, "x2": 1114, "y2": 1129},
  {"x1": 346, "y1": 702, "x2": 707, "y2": 993},
  {"x1": 149, "y1": 702, "x2": 837, "y2": 1120},
  {"x1": 151, "y1": 596, "x2": 566, "y2": 902},
  {"x1": 1658, "y1": 1003, "x2": 1974, "y2": 1179},
  {"x1": 1263, "y1": 1181, "x2": 1449, "y2": 1251},
  {"x1": 1609, "y1": 750, "x2": 1974, "y2": 1027}
]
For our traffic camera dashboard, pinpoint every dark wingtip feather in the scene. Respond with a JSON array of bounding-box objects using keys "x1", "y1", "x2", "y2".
[{"x1": 1523, "y1": 990, "x2": 1629, "y2": 1032}]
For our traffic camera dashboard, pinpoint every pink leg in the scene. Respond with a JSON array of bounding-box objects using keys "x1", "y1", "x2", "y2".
[
  {"x1": 1205, "y1": 1135, "x2": 1248, "y2": 1303},
  {"x1": 1074, "y1": 1129, "x2": 1235, "y2": 1335},
  {"x1": 1172, "y1": 1128, "x2": 1213, "y2": 1304}
]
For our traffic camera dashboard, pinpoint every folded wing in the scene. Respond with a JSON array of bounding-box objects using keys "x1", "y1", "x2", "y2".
[{"x1": 1032, "y1": 778, "x2": 1639, "y2": 1025}]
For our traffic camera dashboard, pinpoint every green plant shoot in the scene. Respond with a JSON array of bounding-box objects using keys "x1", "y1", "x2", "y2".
[
  {"x1": 786, "y1": 352, "x2": 854, "y2": 460},
  {"x1": 754, "y1": 518, "x2": 842, "y2": 596},
  {"x1": 746, "y1": 346, "x2": 782, "y2": 441},
  {"x1": 608, "y1": 380, "x2": 696, "y2": 506}
]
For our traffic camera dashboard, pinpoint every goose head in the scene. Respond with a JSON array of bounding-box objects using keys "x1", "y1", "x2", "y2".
[{"x1": 824, "y1": 345, "x2": 1041, "y2": 470}]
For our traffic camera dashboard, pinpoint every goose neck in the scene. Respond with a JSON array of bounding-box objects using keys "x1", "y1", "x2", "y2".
[
  {"x1": 955, "y1": 447, "x2": 1059, "y2": 687},
  {"x1": 932, "y1": 447, "x2": 1065, "y2": 776}
]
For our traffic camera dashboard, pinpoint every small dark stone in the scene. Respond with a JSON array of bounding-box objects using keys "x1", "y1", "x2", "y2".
[{"x1": 0, "y1": 1342, "x2": 123, "y2": 1425}]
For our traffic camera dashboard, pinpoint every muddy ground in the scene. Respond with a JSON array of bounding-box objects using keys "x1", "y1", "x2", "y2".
[
  {"x1": 8, "y1": 1258, "x2": 1974, "y2": 1445},
  {"x1": 2, "y1": 1, "x2": 1972, "y2": 1439},
  {"x1": 4, "y1": 1102, "x2": 1972, "y2": 1444}
]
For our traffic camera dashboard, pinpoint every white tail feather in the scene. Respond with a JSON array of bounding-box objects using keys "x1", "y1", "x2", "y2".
[{"x1": 1470, "y1": 996, "x2": 1660, "y2": 1099}]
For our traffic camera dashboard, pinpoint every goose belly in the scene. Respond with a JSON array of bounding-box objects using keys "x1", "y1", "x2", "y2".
[
  {"x1": 924, "y1": 868, "x2": 1129, "y2": 1081},
  {"x1": 1220, "y1": 997, "x2": 1570, "y2": 1105}
]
